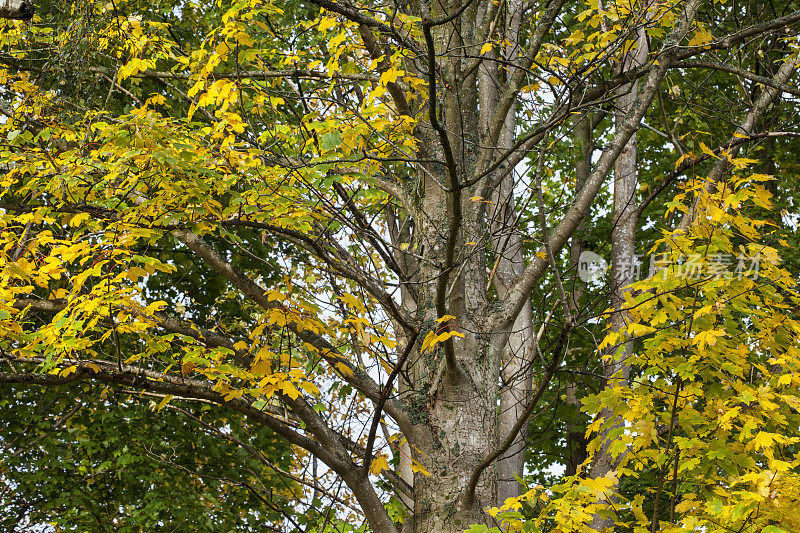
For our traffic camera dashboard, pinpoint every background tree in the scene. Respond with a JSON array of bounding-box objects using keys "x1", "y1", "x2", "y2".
[
  {"x1": 0, "y1": 0, "x2": 799, "y2": 532},
  {"x1": 0, "y1": 385, "x2": 299, "y2": 531}
]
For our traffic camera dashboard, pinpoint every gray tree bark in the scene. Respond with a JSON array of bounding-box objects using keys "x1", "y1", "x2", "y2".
[
  {"x1": 0, "y1": 0, "x2": 33, "y2": 20},
  {"x1": 589, "y1": 13, "x2": 650, "y2": 532},
  {"x1": 485, "y1": 0, "x2": 537, "y2": 506}
]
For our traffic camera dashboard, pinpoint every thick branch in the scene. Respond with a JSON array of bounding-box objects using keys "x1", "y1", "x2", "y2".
[
  {"x1": 170, "y1": 228, "x2": 413, "y2": 434},
  {"x1": 306, "y1": 0, "x2": 423, "y2": 57},
  {"x1": 0, "y1": 358, "x2": 339, "y2": 467},
  {"x1": 675, "y1": 55, "x2": 797, "y2": 230},
  {"x1": 463, "y1": 326, "x2": 570, "y2": 505},
  {"x1": 680, "y1": 10, "x2": 800, "y2": 56},
  {"x1": 495, "y1": 0, "x2": 703, "y2": 333},
  {"x1": 674, "y1": 60, "x2": 800, "y2": 98},
  {"x1": 0, "y1": 355, "x2": 399, "y2": 531},
  {"x1": 166, "y1": 403, "x2": 361, "y2": 513},
  {"x1": 357, "y1": 25, "x2": 412, "y2": 116},
  {"x1": 478, "y1": 0, "x2": 567, "y2": 161},
  {"x1": 420, "y1": 15, "x2": 462, "y2": 375}
]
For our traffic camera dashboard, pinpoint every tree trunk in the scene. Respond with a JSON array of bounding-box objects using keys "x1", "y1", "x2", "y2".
[
  {"x1": 0, "y1": 0, "x2": 33, "y2": 20},
  {"x1": 412, "y1": 375, "x2": 497, "y2": 531},
  {"x1": 590, "y1": 16, "x2": 649, "y2": 531},
  {"x1": 484, "y1": 0, "x2": 534, "y2": 506}
]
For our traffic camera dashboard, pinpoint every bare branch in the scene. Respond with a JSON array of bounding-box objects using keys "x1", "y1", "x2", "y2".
[
  {"x1": 674, "y1": 60, "x2": 800, "y2": 98},
  {"x1": 496, "y1": 0, "x2": 703, "y2": 333},
  {"x1": 170, "y1": 228, "x2": 414, "y2": 434}
]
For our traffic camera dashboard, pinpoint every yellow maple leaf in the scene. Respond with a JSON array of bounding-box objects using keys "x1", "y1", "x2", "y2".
[
  {"x1": 409, "y1": 459, "x2": 431, "y2": 477},
  {"x1": 369, "y1": 455, "x2": 390, "y2": 475}
]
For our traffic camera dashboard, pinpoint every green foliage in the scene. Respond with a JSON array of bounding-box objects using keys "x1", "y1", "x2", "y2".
[
  {"x1": 0, "y1": 0, "x2": 798, "y2": 531},
  {"x1": 0, "y1": 384, "x2": 295, "y2": 531}
]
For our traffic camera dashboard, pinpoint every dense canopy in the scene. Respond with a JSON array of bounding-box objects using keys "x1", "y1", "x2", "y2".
[{"x1": 1, "y1": 0, "x2": 800, "y2": 531}]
